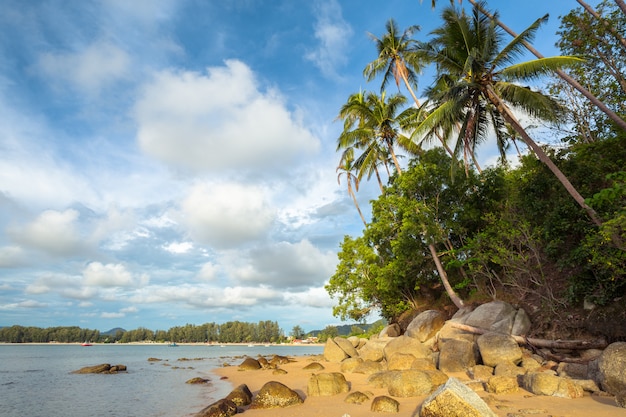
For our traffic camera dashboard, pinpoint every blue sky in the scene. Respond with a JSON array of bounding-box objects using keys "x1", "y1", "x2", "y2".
[{"x1": 0, "y1": 0, "x2": 590, "y2": 334}]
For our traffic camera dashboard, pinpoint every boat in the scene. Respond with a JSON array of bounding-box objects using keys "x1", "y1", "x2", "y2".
[
  {"x1": 168, "y1": 342, "x2": 178, "y2": 347},
  {"x1": 81, "y1": 342, "x2": 92, "y2": 346}
]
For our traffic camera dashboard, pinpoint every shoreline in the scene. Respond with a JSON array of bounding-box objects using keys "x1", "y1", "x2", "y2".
[{"x1": 208, "y1": 354, "x2": 624, "y2": 417}]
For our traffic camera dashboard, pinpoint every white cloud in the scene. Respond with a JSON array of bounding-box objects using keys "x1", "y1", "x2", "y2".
[
  {"x1": 227, "y1": 239, "x2": 337, "y2": 288},
  {"x1": 197, "y1": 262, "x2": 218, "y2": 281},
  {"x1": 134, "y1": 60, "x2": 320, "y2": 172},
  {"x1": 0, "y1": 300, "x2": 48, "y2": 310},
  {"x1": 305, "y1": 0, "x2": 353, "y2": 79},
  {"x1": 83, "y1": 262, "x2": 149, "y2": 288},
  {"x1": 38, "y1": 41, "x2": 131, "y2": 95},
  {"x1": 0, "y1": 245, "x2": 26, "y2": 267},
  {"x1": 180, "y1": 181, "x2": 275, "y2": 249},
  {"x1": 162, "y1": 241, "x2": 193, "y2": 254},
  {"x1": 10, "y1": 209, "x2": 86, "y2": 257}
]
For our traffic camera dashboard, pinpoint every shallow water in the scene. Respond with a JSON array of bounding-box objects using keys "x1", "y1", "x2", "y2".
[{"x1": 0, "y1": 343, "x2": 322, "y2": 417}]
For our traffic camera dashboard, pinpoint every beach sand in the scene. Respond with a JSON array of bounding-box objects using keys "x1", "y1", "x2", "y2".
[{"x1": 210, "y1": 355, "x2": 625, "y2": 417}]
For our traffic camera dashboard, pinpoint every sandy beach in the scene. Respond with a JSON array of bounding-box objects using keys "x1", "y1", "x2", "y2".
[{"x1": 211, "y1": 354, "x2": 624, "y2": 417}]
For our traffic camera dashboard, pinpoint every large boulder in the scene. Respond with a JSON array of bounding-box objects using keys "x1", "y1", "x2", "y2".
[
  {"x1": 420, "y1": 377, "x2": 498, "y2": 417},
  {"x1": 334, "y1": 337, "x2": 360, "y2": 358},
  {"x1": 195, "y1": 399, "x2": 237, "y2": 417},
  {"x1": 340, "y1": 357, "x2": 363, "y2": 373},
  {"x1": 476, "y1": 332, "x2": 522, "y2": 367},
  {"x1": 594, "y1": 342, "x2": 626, "y2": 395},
  {"x1": 307, "y1": 372, "x2": 350, "y2": 396},
  {"x1": 353, "y1": 359, "x2": 384, "y2": 375},
  {"x1": 387, "y1": 352, "x2": 417, "y2": 370},
  {"x1": 522, "y1": 373, "x2": 585, "y2": 399},
  {"x1": 464, "y1": 301, "x2": 517, "y2": 334},
  {"x1": 438, "y1": 338, "x2": 476, "y2": 372},
  {"x1": 359, "y1": 338, "x2": 390, "y2": 362},
  {"x1": 238, "y1": 357, "x2": 262, "y2": 371},
  {"x1": 383, "y1": 335, "x2": 429, "y2": 361},
  {"x1": 324, "y1": 338, "x2": 348, "y2": 363},
  {"x1": 249, "y1": 381, "x2": 304, "y2": 409},
  {"x1": 224, "y1": 384, "x2": 252, "y2": 407},
  {"x1": 345, "y1": 391, "x2": 370, "y2": 405},
  {"x1": 405, "y1": 310, "x2": 446, "y2": 342},
  {"x1": 485, "y1": 375, "x2": 518, "y2": 394},
  {"x1": 371, "y1": 396, "x2": 400, "y2": 413},
  {"x1": 386, "y1": 370, "x2": 434, "y2": 397}
]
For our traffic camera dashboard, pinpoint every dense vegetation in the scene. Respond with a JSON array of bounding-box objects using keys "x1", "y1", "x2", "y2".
[{"x1": 327, "y1": 0, "x2": 626, "y2": 339}]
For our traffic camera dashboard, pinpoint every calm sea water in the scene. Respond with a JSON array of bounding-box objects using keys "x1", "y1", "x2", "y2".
[{"x1": 0, "y1": 343, "x2": 323, "y2": 417}]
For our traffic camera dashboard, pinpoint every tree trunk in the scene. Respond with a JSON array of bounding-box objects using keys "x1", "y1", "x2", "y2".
[
  {"x1": 428, "y1": 243, "x2": 465, "y2": 309},
  {"x1": 449, "y1": 322, "x2": 608, "y2": 350},
  {"x1": 468, "y1": 0, "x2": 626, "y2": 132},
  {"x1": 485, "y1": 85, "x2": 604, "y2": 227},
  {"x1": 615, "y1": 0, "x2": 626, "y2": 16},
  {"x1": 577, "y1": 0, "x2": 626, "y2": 50}
]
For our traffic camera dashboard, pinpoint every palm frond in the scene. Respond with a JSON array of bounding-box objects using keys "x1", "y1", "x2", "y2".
[
  {"x1": 492, "y1": 14, "x2": 548, "y2": 69},
  {"x1": 500, "y1": 56, "x2": 585, "y2": 81}
]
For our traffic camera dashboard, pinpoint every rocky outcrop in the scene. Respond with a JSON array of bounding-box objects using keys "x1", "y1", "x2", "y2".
[
  {"x1": 72, "y1": 364, "x2": 127, "y2": 374},
  {"x1": 420, "y1": 377, "x2": 498, "y2": 417},
  {"x1": 379, "y1": 323, "x2": 401, "y2": 338},
  {"x1": 405, "y1": 310, "x2": 445, "y2": 342},
  {"x1": 485, "y1": 375, "x2": 518, "y2": 394},
  {"x1": 249, "y1": 381, "x2": 303, "y2": 409},
  {"x1": 195, "y1": 399, "x2": 237, "y2": 417},
  {"x1": 476, "y1": 332, "x2": 522, "y2": 367},
  {"x1": 302, "y1": 362, "x2": 325, "y2": 371},
  {"x1": 186, "y1": 377, "x2": 211, "y2": 384},
  {"x1": 307, "y1": 372, "x2": 350, "y2": 396},
  {"x1": 323, "y1": 338, "x2": 348, "y2": 363},
  {"x1": 358, "y1": 338, "x2": 389, "y2": 362},
  {"x1": 383, "y1": 335, "x2": 429, "y2": 361},
  {"x1": 333, "y1": 337, "x2": 359, "y2": 358},
  {"x1": 386, "y1": 370, "x2": 434, "y2": 397},
  {"x1": 238, "y1": 357, "x2": 261, "y2": 371},
  {"x1": 522, "y1": 372, "x2": 585, "y2": 398},
  {"x1": 438, "y1": 338, "x2": 476, "y2": 372}
]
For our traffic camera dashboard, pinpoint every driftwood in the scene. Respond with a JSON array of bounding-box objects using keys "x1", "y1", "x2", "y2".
[{"x1": 448, "y1": 322, "x2": 608, "y2": 350}]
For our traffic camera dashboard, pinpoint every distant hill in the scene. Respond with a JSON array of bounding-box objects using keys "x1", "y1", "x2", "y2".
[{"x1": 101, "y1": 327, "x2": 126, "y2": 336}]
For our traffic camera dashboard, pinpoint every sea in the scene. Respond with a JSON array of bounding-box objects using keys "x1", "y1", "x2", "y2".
[{"x1": 0, "y1": 343, "x2": 323, "y2": 417}]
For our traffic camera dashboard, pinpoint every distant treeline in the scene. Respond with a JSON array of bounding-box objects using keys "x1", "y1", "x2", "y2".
[{"x1": 0, "y1": 320, "x2": 284, "y2": 343}]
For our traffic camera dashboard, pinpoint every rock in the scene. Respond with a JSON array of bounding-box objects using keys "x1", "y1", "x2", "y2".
[
  {"x1": 420, "y1": 377, "x2": 498, "y2": 417},
  {"x1": 225, "y1": 384, "x2": 252, "y2": 406},
  {"x1": 324, "y1": 338, "x2": 349, "y2": 363},
  {"x1": 485, "y1": 375, "x2": 518, "y2": 394},
  {"x1": 511, "y1": 308, "x2": 531, "y2": 336},
  {"x1": 411, "y1": 357, "x2": 437, "y2": 371},
  {"x1": 272, "y1": 368, "x2": 287, "y2": 375},
  {"x1": 249, "y1": 381, "x2": 303, "y2": 409},
  {"x1": 438, "y1": 338, "x2": 476, "y2": 372},
  {"x1": 186, "y1": 377, "x2": 211, "y2": 384},
  {"x1": 476, "y1": 332, "x2": 522, "y2": 367},
  {"x1": 573, "y1": 379, "x2": 601, "y2": 393},
  {"x1": 347, "y1": 336, "x2": 361, "y2": 347},
  {"x1": 387, "y1": 352, "x2": 417, "y2": 370},
  {"x1": 405, "y1": 310, "x2": 446, "y2": 342},
  {"x1": 520, "y1": 357, "x2": 542, "y2": 372},
  {"x1": 334, "y1": 337, "x2": 360, "y2": 358},
  {"x1": 383, "y1": 335, "x2": 429, "y2": 361},
  {"x1": 340, "y1": 357, "x2": 363, "y2": 373},
  {"x1": 557, "y1": 362, "x2": 588, "y2": 380},
  {"x1": 195, "y1": 399, "x2": 237, "y2": 417},
  {"x1": 72, "y1": 364, "x2": 117, "y2": 374},
  {"x1": 464, "y1": 301, "x2": 517, "y2": 334},
  {"x1": 616, "y1": 390, "x2": 626, "y2": 408},
  {"x1": 595, "y1": 342, "x2": 626, "y2": 395},
  {"x1": 424, "y1": 369, "x2": 449, "y2": 388},
  {"x1": 379, "y1": 323, "x2": 401, "y2": 338},
  {"x1": 387, "y1": 370, "x2": 433, "y2": 397},
  {"x1": 370, "y1": 396, "x2": 400, "y2": 413},
  {"x1": 353, "y1": 359, "x2": 384, "y2": 375},
  {"x1": 522, "y1": 372, "x2": 584, "y2": 398},
  {"x1": 359, "y1": 338, "x2": 390, "y2": 362},
  {"x1": 307, "y1": 372, "x2": 350, "y2": 396},
  {"x1": 438, "y1": 321, "x2": 474, "y2": 344},
  {"x1": 238, "y1": 357, "x2": 261, "y2": 371},
  {"x1": 467, "y1": 365, "x2": 493, "y2": 381},
  {"x1": 111, "y1": 364, "x2": 127, "y2": 372},
  {"x1": 257, "y1": 356, "x2": 270, "y2": 369},
  {"x1": 303, "y1": 362, "x2": 325, "y2": 371},
  {"x1": 493, "y1": 362, "x2": 524, "y2": 377},
  {"x1": 368, "y1": 371, "x2": 395, "y2": 388},
  {"x1": 268, "y1": 355, "x2": 291, "y2": 367},
  {"x1": 345, "y1": 391, "x2": 370, "y2": 404}
]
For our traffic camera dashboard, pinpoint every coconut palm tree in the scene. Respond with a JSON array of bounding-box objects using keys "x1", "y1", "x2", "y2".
[
  {"x1": 337, "y1": 90, "x2": 419, "y2": 178},
  {"x1": 337, "y1": 153, "x2": 367, "y2": 226},
  {"x1": 417, "y1": 3, "x2": 603, "y2": 226}
]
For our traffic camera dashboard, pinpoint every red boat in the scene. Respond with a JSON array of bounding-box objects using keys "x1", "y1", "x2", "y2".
[{"x1": 81, "y1": 342, "x2": 92, "y2": 346}]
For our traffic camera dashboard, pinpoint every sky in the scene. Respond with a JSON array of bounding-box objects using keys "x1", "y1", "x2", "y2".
[{"x1": 0, "y1": 0, "x2": 592, "y2": 334}]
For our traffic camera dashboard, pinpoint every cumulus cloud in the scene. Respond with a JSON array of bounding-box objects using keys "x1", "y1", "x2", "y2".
[
  {"x1": 38, "y1": 41, "x2": 131, "y2": 95},
  {"x1": 0, "y1": 245, "x2": 26, "y2": 267},
  {"x1": 305, "y1": 0, "x2": 353, "y2": 79},
  {"x1": 180, "y1": 182, "x2": 275, "y2": 249},
  {"x1": 10, "y1": 209, "x2": 86, "y2": 257},
  {"x1": 227, "y1": 239, "x2": 337, "y2": 288},
  {"x1": 83, "y1": 262, "x2": 149, "y2": 288},
  {"x1": 197, "y1": 262, "x2": 218, "y2": 281},
  {"x1": 134, "y1": 59, "x2": 319, "y2": 172},
  {"x1": 162, "y1": 241, "x2": 193, "y2": 254}
]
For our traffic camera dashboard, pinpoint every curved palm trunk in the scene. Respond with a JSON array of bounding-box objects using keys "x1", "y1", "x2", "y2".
[
  {"x1": 468, "y1": 0, "x2": 626, "y2": 132},
  {"x1": 485, "y1": 85, "x2": 603, "y2": 226},
  {"x1": 428, "y1": 243, "x2": 464, "y2": 309},
  {"x1": 348, "y1": 185, "x2": 367, "y2": 226}
]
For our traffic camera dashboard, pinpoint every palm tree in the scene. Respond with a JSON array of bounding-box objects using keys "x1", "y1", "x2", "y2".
[
  {"x1": 337, "y1": 90, "x2": 419, "y2": 178},
  {"x1": 337, "y1": 153, "x2": 367, "y2": 226},
  {"x1": 364, "y1": 19, "x2": 457, "y2": 159},
  {"x1": 418, "y1": 3, "x2": 603, "y2": 226}
]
